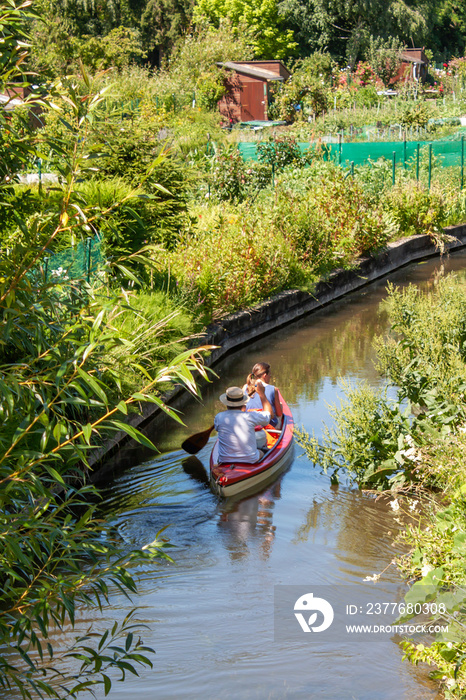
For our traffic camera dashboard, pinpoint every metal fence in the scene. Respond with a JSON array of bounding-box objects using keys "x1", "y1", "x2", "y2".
[{"x1": 41, "y1": 235, "x2": 104, "y2": 284}]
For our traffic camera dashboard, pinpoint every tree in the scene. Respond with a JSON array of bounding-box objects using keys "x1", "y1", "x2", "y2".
[
  {"x1": 277, "y1": 0, "x2": 436, "y2": 65},
  {"x1": 366, "y1": 35, "x2": 405, "y2": 87},
  {"x1": 29, "y1": 0, "x2": 192, "y2": 74},
  {"x1": 430, "y1": 0, "x2": 466, "y2": 59},
  {"x1": 271, "y1": 52, "x2": 336, "y2": 121},
  {"x1": 193, "y1": 0, "x2": 297, "y2": 59},
  {"x1": 140, "y1": 0, "x2": 194, "y2": 64}
]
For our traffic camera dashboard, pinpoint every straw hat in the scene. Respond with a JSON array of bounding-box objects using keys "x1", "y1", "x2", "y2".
[{"x1": 219, "y1": 386, "x2": 249, "y2": 407}]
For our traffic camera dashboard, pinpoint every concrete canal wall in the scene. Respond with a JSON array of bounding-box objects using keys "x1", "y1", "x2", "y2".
[{"x1": 88, "y1": 224, "x2": 466, "y2": 479}]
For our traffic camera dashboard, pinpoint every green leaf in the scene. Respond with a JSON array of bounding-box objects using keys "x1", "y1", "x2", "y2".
[
  {"x1": 452, "y1": 532, "x2": 466, "y2": 554},
  {"x1": 103, "y1": 674, "x2": 112, "y2": 695},
  {"x1": 396, "y1": 567, "x2": 445, "y2": 623},
  {"x1": 109, "y1": 420, "x2": 157, "y2": 451},
  {"x1": 82, "y1": 423, "x2": 93, "y2": 444},
  {"x1": 76, "y1": 367, "x2": 109, "y2": 405},
  {"x1": 125, "y1": 632, "x2": 133, "y2": 651},
  {"x1": 44, "y1": 465, "x2": 66, "y2": 485}
]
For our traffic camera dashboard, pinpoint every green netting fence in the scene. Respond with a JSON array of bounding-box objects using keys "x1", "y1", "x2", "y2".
[
  {"x1": 41, "y1": 235, "x2": 104, "y2": 284},
  {"x1": 101, "y1": 92, "x2": 197, "y2": 118},
  {"x1": 237, "y1": 136, "x2": 466, "y2": 168}
]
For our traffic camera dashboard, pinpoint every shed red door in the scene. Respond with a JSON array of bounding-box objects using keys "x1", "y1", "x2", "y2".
[{"x1": 240, "y1": 80, "x2": 266, "y2": 121}]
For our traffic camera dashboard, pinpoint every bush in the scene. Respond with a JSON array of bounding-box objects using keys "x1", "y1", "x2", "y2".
[
  {"x1": 382, "y1": 181, "x2": 448, "y2": 242},
  {"x1": 274, "y1": 162, "x2": 395, "y2": 269},
  {"x1": 195, "y1": 68, "x2": 227, "y2": 109},
  {"x1": 245, "y1": 160, "x2": 273, "y2": 191},
  {"x1": 209, "y1": 148, "x2": 272, "y2": 202},
  {"x1": 257, "y1": 135, "x2": 302, "y2": 170},
  {"x1": 353, "y1": 85, "x2": 380, "y2": 108},
  {"x1": 398, "y1": 101, "x2": 433, "y2": 129},
  {"x1": 96, "y1": 121, "x2": 192, "y2": 250},
  {"x1": 210, "y1": 147, "x2": 247, "y2": 201},
  {"x1": 165, "y1": 202, "x2": 306, "y2": 318}
]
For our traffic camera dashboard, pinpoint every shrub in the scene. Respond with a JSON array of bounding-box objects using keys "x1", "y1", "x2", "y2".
[
  {"x1": 195, "y1": 68, "x2": 227, "y2": 109},
  {"x1": 245, "y1": 160, "x2": 273, "y2": 191},
  {"x1": 165, "y1": 202, "x2": 306, "y2": 318},
  {"x1": 353, "y1": 85, "x2": 380, "y2": 108},
  {"x1": 382, "y1": 181, "x2": 448, "y2": 242},
  {"x1": 209, "y1": 149, "x2": 273, "y2": 202},
  {"x1": 210, "y1": 147, "x2": 247, "y2": 201},
  {"x1": 353, "y1": 61, "x2": 378, "y2": 87},
  {"x1": 257, "y1": 135, "x2": 302, "y2": 170},
  {"x1": 398, "y1": 101, "x2": 432, "y2": 129},
  {"x1": 274, "y1": 162, "x2": 395, "y2": 269},
  {"x1": 357, "y1": 158, "x2": 394, "y2": 204},
  {"x1": 96, "y1": 122, "x2": 192, "y2": 250}
]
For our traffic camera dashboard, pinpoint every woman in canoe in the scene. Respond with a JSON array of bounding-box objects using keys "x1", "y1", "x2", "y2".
[{"x1": 243, "y1": 362, "x2": 283, "y2": 428}]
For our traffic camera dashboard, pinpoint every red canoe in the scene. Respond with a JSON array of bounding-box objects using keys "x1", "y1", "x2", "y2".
[{"x1": 210, "y1": 397, "x2": 294, "y2": 497}]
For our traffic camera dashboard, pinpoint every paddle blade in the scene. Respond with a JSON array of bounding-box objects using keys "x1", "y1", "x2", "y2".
[{"x1": 181, "y1": 425, "x2": 215, "y2": 455}]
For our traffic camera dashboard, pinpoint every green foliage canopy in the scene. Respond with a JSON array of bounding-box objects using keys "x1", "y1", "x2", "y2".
[
  {"x1": 365, "y1": 35, "x2": 405, "y2": 87},
  {"x1": 193, "y1": 0, "x2": 297, "y2": 59},
  {"x1": 277, "y1": 0, "x2": 435, "y2": 65}
]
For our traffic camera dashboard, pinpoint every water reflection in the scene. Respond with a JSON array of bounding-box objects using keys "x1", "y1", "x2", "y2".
[
  {"x1": 275, "y1": 297, "x2": 389, "y2": 404},
  {"x1": 218, "y1": 478, "x2": 283, "y2": 562}
]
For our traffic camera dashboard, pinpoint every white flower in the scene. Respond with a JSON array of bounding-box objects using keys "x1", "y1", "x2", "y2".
[
  {"x1": 389, "y1": 499, "x2": 400, "y2": 512},
  {"x1": 409, "y1": 500, "x2": 419, "y2": 512},
  {"x1": 399, "y1": 447, "x2": 421, "y2": 462},
  {"x1": 421, "y1": 563, "x2": 434, "y2": 577},
  {"x1": 363, "y1": 573, "x2": 381, "y2": 582}
]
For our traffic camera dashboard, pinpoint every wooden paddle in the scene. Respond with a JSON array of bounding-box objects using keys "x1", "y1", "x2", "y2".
[{"x1": 181, "y1": 425, "x2": 215, "y2": 455}]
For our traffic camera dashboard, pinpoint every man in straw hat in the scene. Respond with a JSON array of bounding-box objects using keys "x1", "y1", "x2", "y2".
[{"x1": 214, "y1": 380, "x2": 273, "y2": 464}]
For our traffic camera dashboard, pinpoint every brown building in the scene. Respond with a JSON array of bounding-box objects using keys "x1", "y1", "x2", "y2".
[
  {"x1": 393, "y1": 48, "x2": 429, "y2": 84},
  {"x1": 1, "y1": 85, "x2": 44, "y2": 128},
  {"x1": 216, "y1": 60, "x2": 290, "y2": 123}
]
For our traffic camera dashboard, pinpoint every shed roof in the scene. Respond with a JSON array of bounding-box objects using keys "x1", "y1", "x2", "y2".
[
  {"x1": 401, "y1": 49, "x2": 428, "y2": 65},
  {"x1": 217, "y1": 61, "x2": 286, "y2": 81}
]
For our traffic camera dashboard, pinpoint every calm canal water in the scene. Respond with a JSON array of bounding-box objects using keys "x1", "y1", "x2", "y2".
[{"x1": 86, "y1": 252, "x2": 466, "y2": 699}]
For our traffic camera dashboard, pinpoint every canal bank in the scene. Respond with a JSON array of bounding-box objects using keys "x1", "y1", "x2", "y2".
[{"x1": 89, "y1": 224, "x2": 466, "y2": 479}]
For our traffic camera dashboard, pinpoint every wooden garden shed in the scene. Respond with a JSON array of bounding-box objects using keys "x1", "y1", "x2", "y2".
[
  {"x1": 394, "y1": 48, "x2": 429, "y2": 84},
  {"x1": 216, "y1": 60, "x2": 290, "y2": 123}
]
